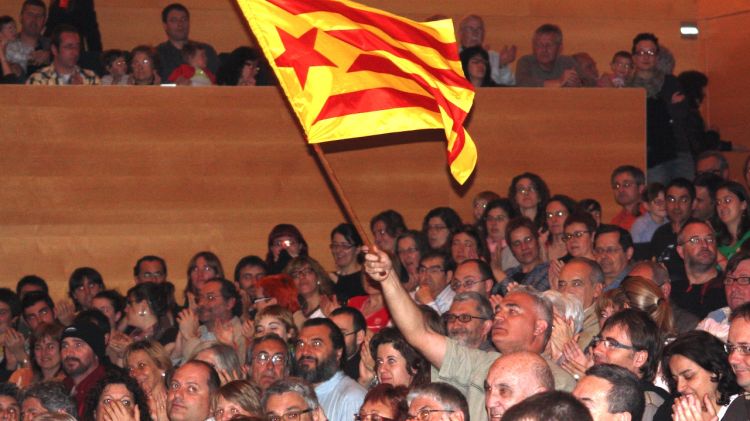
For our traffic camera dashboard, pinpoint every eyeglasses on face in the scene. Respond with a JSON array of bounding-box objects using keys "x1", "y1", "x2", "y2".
[
  {"x1": 679, "y1": 235, "x2": 715, "y2": 246},
  {"x1": 724, "y1": 343, "x2": 750, "y2": 355},
  {"x1": 267, "y1": 408, "x2": 313, "y2": 421},
  {"x1": 724, "y1": 276, "x2": 750, "y2": 286},
  {"x1": 406, "y1": 409, "x2": 454, "y2": 421},
  {"x1": 418, "y1": 265, "x2": 445, "y2": 275},
  {"x1": 562, "y1": 231, "x2": 589, "y2": 242},
  {"x1": 441, "y1": 313, "x2": 489, "y2": 323},
  {"x1": 591, "y1": 335, "x2": 638, "y2": 351},
  {"x1": 449, "y1": 278, "x2": 485, "y2": 291}
]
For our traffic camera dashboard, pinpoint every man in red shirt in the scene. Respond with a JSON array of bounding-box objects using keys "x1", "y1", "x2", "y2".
[{"x1": 610, "y1": 165, "x2": 646, "y2": 231}]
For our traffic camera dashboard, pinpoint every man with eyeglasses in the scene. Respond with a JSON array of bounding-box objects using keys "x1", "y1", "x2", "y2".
[
  {"x1": 672, "y1": 220, "x2": 727, "y2": 319},
  {"x1": 593, "y1": 225, "x2": 634, "y2": 291},
  {"x1": 329, "y1": 307, "x2": 367, "y2": 381},
  {"x1": 167, "y1": 360, "x2": 219, "y2": 421},
  {"x1": 263, "y1": 378, "x2": 327, "y2": 421},
  {"x1": 610, "y1": 165, "x2": 647, "y2": 231},
  {"x1": 723, "y1": 302, "x2": 750, "y2": 419},
  {"x1": 133, "y1": 255, "x2": 168, "y2": 284},
  {"x1": 443, "y1": 292, "x2": 493, "y2": 350},
  {"x1": 500, "y1": 217, "x2": 550, "y2": 293},
  {"x1": 406, "y1": 383, "x2": 467, "y2": 421},
  {"x1": 251, "y1": 334, "x2": 291, "y2": 391},
  {"x1": 21, "y1": 291, "x2": 56, "y2": 331},
  {"x1": 557, "y1": 258, "x2": 604, "y2": 350},
  {"x1": 590, "y1": 309, "x2": 670, "y2": 420},
  {"x1": 177, "y1": 278, "x2": 245, "y2": 363},
  {"x1": 414, "y1": 252, "x2": 455, "y2": 315},
  {"x1": 697, "y1": 250, "x2": 750, "y2": 341},
  {"x1": 293, "y1": 318, "x2": 365, "y2": 421},
  {"x1": 452, "y1": 259, "x2": 495, "y2": 296},
  {"x1": 363, "y1": 249, "x2": 574, "y2": 421}
]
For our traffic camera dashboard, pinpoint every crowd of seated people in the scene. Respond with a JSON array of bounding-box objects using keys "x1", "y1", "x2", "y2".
[
  {"x1": 2, "y1": 1, "x2": 749, "y2": 420},
  {"x1": 1, "y1": 154, "x2": 750, "y2": 421}
]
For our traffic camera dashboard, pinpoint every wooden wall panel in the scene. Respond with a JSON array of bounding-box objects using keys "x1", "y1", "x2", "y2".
[
  {"x1": 695, "y1": 3, "x2": 750, "y2": 147},
  {"x1": 0, "y1": 86, "x2": 643, "y2": 300}
]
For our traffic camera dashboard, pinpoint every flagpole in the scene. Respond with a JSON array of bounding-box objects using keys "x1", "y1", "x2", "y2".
[{"x1": 311, "y1": 144, "x2": 375, "y2": 249}]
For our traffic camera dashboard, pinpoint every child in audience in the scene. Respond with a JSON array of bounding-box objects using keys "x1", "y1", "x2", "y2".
[
  {"x1": 100, "y1": 49, "x2": 131, "y2": 85},
  {"x1": 630, "y1": 182, "x2": 668, "y2": 243},
  {"x1": 0, "y1": 16, "x2": 17, "y2": 82},
  {"x1": 598, "y1": 51, "x2": 633, "y2": 87},
  {"x1": 168, "y1": 42, "x2": 216, "y2": 86}
]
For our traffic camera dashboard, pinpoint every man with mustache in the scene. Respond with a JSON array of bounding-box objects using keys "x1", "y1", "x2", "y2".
[
  {"x1": 444, "y1": 292, "x2": 493, "y2": 350},
  {"x1": 293, "y1": 318, "x2": 365, "y2": 421},
  {"x1": 167, "y1": 360, "x2": 219, "y2": 421},
  {"x1": 672, "y1": 220, "x2": 727, "y2": 319},
  {"x1": 60, "y1": 320, "x2": 107, "y2": 418}
]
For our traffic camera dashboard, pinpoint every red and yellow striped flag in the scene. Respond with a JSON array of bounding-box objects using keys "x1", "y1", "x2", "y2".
[{"x1": 236, "y1": 0, "x2": 477, "y2": 184}]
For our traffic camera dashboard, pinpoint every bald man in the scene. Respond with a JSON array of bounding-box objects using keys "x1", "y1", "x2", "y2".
[{"x1": 485, "y1": 351, "x2": 554, "y2": 420}]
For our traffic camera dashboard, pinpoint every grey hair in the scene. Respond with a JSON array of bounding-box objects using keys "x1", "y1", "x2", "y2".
[
  {"x1": 21, "y1": 382, "x2": 77, "y2": 416},
  {"x1": 189, "y1": 341, "x2": 243, "y2": 375},
  {"x1": 509, "y1": 285, "x2": 554, "y2": 347},
  {"x1": 567, "y1": 257, "x2": 604, "y2": 285},
  {"x1": 452, "y1": 292, "x2": 493, "y2": 321},
  {"x1": 262, "y1": 378, "x2": 320, "y2": 411},
  {"x1": 407, "y1": 382, "x2": 469, "y2": 421},
  {"x1": 541, "y1": 290, "x2": 584, "y2": 334}
]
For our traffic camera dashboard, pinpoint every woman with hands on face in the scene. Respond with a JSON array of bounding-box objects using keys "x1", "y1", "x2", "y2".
[
  {"x1": 83, "y1": 371, "x2": 152, "y2": 421},
  {"x1": 124, "y1": 340, "x2": 171, "y2": 421},
  {"x1": 662, "y1": 330, "x2": 740, "y2": 421}
]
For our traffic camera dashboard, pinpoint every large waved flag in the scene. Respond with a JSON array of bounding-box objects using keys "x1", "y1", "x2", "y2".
[{"x1": 236, "y1": 0, "x2": 478, "y2": 184}]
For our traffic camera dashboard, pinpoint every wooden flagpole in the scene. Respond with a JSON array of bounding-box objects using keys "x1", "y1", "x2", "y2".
[{"x1": 311, "y1": 144, "x2": 375, "y2": 249}]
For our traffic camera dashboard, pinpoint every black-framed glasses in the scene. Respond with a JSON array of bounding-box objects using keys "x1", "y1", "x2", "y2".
[
  {"x1": 724, "y1": 276, "x2": 750, "y2": 286},
  {"x1": 442, "y1": 313, "x2": 488, "y2": 323},
  {"x1": 450, "y1": 278, "x2": 486, "y2": 291},
  {"x1": 406, "y1": 409, "x2": 454, "y2": 421},
  {"x1": 562, "y1": 231, "x2": 589, "y2": 242},
  {"x1": 267, "y1": 408, "x2": 313, "y2": 421},
  {"x1": 591, "y1": 335, "x2": 639, "y2": 351},
  {"x1": 724, "y1": 343, "x2": 750, "y2": 355},
  {"x1": 354, "y1": 413, "x2": 394, "y2": 421}
]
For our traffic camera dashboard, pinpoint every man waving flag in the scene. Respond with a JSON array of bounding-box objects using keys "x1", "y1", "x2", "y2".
[{"x1": 236, "y1": 0, "x2": 478, "y2": 184}]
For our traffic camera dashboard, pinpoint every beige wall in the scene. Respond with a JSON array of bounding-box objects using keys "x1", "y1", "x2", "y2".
[{"x1": 0, "y1": 86, "x2": 643, "y2": 300}]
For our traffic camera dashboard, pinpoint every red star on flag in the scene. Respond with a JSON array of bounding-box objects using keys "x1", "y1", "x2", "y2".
[{"x1": 274, "y1": 27, "x2": 336, "y2": 89}]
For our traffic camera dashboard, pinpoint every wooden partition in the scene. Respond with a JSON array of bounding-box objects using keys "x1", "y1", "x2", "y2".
[
  {"x1": 697, "y1": 1, "x2": 750, "y2": 147},
  {"x1": 0, "y1": 86, "x2": 643, "y2": 300}
]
